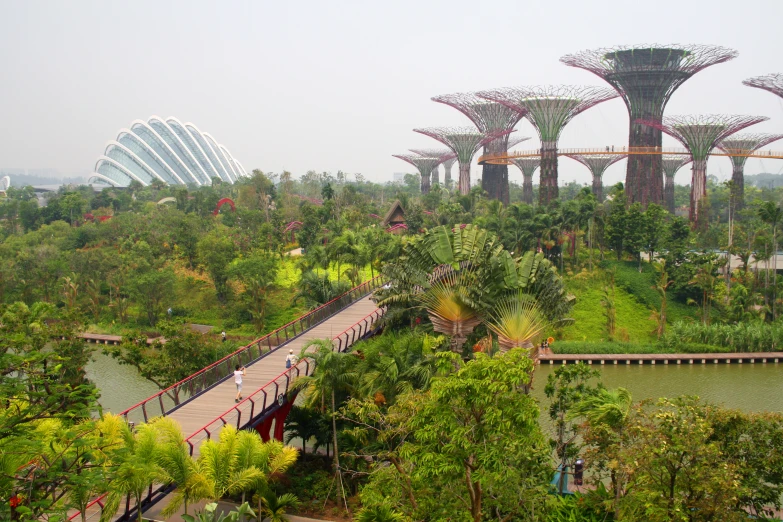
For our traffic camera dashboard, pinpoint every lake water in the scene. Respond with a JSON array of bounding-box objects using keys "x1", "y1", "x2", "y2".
[
  {"x1": 86, "y1": 351, "x2": 783, "y2": 424},
  {"x1": 531, "y1": 362, "x2": 783, "y2": 413},
  {"x1": 85, "y1": 350, "x2": 160, "y2": 414}
]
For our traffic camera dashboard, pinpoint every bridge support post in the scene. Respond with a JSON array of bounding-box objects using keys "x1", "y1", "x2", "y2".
[
  {"x1": 254, "y1": 416, "x2": 275, "y2": 442},
  {"x1": 273, "y1": 400, "x2": 295, "y2": 442}
]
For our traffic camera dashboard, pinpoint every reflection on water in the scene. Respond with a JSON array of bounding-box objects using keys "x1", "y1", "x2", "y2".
[
  {"x1": 85, "y1": 350, "x2": 160, "y2": 414},
  {"x1": 532, "y1": 362, "x2": 783, "y2": 413}
]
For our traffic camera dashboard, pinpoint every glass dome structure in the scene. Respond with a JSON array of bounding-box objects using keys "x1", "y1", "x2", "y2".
[{"x1": 89, "y1": 116, "x2": 248, "y2": 187}]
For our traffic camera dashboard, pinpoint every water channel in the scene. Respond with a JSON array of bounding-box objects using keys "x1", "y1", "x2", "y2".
[{"x1": 86, "y1": 350, "x2": 783, "y2": 426}]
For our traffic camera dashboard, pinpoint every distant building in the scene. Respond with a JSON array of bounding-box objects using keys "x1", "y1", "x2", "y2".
[
  {"x1": 90, "y1": 116, "x2": 248, "y2": 187},
  {"x1": 393, "y1": 172, "x2": 406, "y2": 184}
]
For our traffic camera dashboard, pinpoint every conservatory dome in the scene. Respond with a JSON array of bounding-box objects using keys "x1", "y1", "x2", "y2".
[{"x1": 89, "y1": 116, "x2": 248, "y2": 187}]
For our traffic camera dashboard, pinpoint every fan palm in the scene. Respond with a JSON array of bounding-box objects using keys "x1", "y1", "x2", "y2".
[
  {"x1": 417, "y1": 271, "x2": 482, "y2": 353},
  {"x1": 485, "y1": 296, "x2": 547, "y2": 355},
  {"x1": 568, "y1": 387, "x2": 632, "y2": 430}
]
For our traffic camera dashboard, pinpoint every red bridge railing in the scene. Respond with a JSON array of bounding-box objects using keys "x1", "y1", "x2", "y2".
[
  {"x1": 183, "y1": 307, "x2": 386, "y2": 455},
  {"x1": 117, "y1": 276, "x2": 384, "y2": 426}
]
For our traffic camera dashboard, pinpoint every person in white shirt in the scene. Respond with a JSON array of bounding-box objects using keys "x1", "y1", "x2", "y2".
[
  {"x1": 234, "y1": 365, "x2": 245, "y2": 403},
  {"x1": 285, "y1": 349, "x2": 298, "y2": 369}
]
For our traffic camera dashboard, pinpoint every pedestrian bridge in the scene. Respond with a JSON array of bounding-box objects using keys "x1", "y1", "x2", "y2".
[{"x1": 72, "y1": 277, "x2": 384, "y2": 521}]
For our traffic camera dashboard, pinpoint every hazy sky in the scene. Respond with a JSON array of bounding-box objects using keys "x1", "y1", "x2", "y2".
[{"x1": 1, "y1": 0, "x2": 782, "y2": 187}]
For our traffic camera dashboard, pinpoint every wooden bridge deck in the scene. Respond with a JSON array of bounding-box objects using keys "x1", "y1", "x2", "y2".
[{"x1": 169, "y1": 295, "x2": 379, "y2": 454}]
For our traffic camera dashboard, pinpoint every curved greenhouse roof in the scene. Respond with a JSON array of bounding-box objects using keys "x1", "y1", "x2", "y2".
[{"x1": 89, "y1": 116, "x2": 248, "y2": 187}]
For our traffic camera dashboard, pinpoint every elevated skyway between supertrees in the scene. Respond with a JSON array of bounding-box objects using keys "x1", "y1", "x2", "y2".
[
  {"x1": 431, "y1": 93, "x2": 526, "y2": 204},
  {"x1": 479, "y1": 146, "x2": 783, "y2": 163},
  {"x1": 476, "y1": 85, "x2": 619, "y2": 205},
  {"x1": 638, "y1": 114, "x2": 768, "y2": 224},
  {"x1": 561, "y1": 44, "x2": 738, "y2": 207}
]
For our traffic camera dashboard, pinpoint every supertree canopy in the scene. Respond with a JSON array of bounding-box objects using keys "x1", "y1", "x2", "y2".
[
  {"x1": 743, "y1": 73, "x2": 783, "y2": 99},
  {"x1": 392, "y1": 154, "x2": 443, "y2": 194},
  {"x1": 638, "y1": 115, "x2": 768, "y2": 224},
  {"x1": 564, "y1": 154, "x2": 627, "y2": 202},
  {"x1": 505, "y1": 135, "x2": 531, "y2": 150},
  {"x1": 413, "y1": 127, "x2": 510, "y2": 195},
  {"x1": 510, "y1": 158, "x2": 541, "y2": 205},
  {"x1": 432, "y1": 94, "x2": 526, "y2": 204},
  {"x1": 660, "y1": 155, "x2": 693, "y2": 214},
  {"x1": 717, "y1": 133, "x2": 783, "y2": 210},
  {"x1": 477, "y1": 85, "x2": 618, "y2": 205},
  {"x1": 561, "y1": 44, "x2": 738, "y2": 208},
  {"x1": 409, "y1": 148, "x2": 456, "y2": 186}
]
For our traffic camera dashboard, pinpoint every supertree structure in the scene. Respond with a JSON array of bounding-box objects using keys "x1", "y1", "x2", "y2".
[
  {"x1": 497, "y1": 135, "x2": 531, "y2": 151},
  {"x1": 477, "y1": 85, "x2": 618, "y2": 205},
  {"x1": 638, "y1": 115, "x2": 768, "y2": 224},
  {"x1": 718, "y1": 133, "x2": 783, "y2": 210},
  {"x1": 432, "y1": 94, "x2": 526, "y2": 204},
  {"x1": 441, "y1": 156, "x2": 457, "y2": 188},
  {"x1": 561, "y1": 44, "x2": 738, "y2": 207},
  {"x1": 392, "y1": 154, "x2": 443, "y2": 194},
  {"x1": 413, "y1": 127, "x2": 511, "y2": 195},
  {"x1": 564, "y1": 154, "x2": 627, "y2": 202},
  {"x1": 409, "y1": 148, "x2": 456, "y2": 186},
  {"x1": 660, "y1": 155, "x2": 693, "y2": 214},
  {"x1": 743, "y1": 73, "x2": 783, "y2": 99},
  {"x1": 510, "y1": 158, "x2": 541, "y2": 205}
]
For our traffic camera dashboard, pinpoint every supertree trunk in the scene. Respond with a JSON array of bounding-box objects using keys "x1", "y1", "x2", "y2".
[
  {"x1": 664, "y1": 175, "x2": 676, "y2": 214},
  {"x1": 420, "y1": 170, "x2": 431, "y2": 194},
  {"x1": 592, "y1": 175, "x2": 603, "y2": 202},
  {"x1": 458, "y1": 162, "x2": 471, "y2": 195},
  {"x1": 689, "y1": 159, "x2": 707, "y2": 224},
  {"x1": 539, "y1": 141, "x2": 559, "y2": 205},
  {"x1": 522, "y1": 174, "x2": 533, "y2": 204},
  {"x1": 444, "y1": 164, "x2": 453, "y2": 188},
  {"x1": 481, "y1": 140, "x2": 510, "y2": 205},
  {"x1": 627, "y1": 121, "x2": 664, "y2": 207},
  {"x1": 431, "y1": 166, "x2": 439, "y2": 186},
  {"x1": 731, "y1": 163, "x2": 745, "y2": 212}
]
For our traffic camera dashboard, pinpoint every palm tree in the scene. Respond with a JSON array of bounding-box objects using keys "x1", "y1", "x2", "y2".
[
  {"x1": 196, "y1": 426, "x2": 263, "y2": 503},
  {"x1": 355, "y1": 504, "x2": 406, "y2": 522},
  {"x1": 758, "y1": 201, "x2": 783, "y2": 319},
  {"x1": 651, "y1": 260, "x2": 673, "y2": 338},
  {"x1": 568, "y1": 387, "x2": 632, "y2": 519},
  {"x1": 157, "y1": 420, "x2": 211, "y2": 518},
  {"x1": 257, "y1": 490, "x2": 300, "y2": 522},
  {"x1": 101, "y1": 420, "x2": 170, "y2": 522},
  {"x1": 284, "y1": 405, "x2": 323, "y2": 454},
  {"x1": 485, "y1": 295, "x2": 547, "y2": 355},
  {"x1": 293, "y1": 271, "x2": 350, "y2": 309},
  {"x1": 291, "y1": 339, "x2": 356, "y2": 476},
  {"x1": 417, "y1": 271, "x2": 482, "y2": 353}
]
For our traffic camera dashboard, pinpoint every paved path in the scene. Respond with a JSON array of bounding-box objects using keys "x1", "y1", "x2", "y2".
[{"x1": 169, "y1": 295, "x2": 379, "y2": 455}]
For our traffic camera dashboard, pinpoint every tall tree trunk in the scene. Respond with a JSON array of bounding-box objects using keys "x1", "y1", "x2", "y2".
[
  {"x1": 626, "y1": 119, "x2": 663, "y2": 208},
  {"x1": 522, "y1": 174, "x2": 534, "y2": 204},
  {"x1": 689, "y1": 159, "x2": 707, "y2": 225},
  {"x1": 592, "y1": 174, "x2": 603, "y2": 202},
  {"x1": 458, "y1": 162, "x2": 471, "y2": 196},
  {"x1": 731, "y1": 163, "x2": 745, "y2": 212},
  {"x1": 664, "y1": 174, "x2": 676, "y2": 213},
  {"x1": 539, "y1": 141, "x2": 559, "y2": 205},
  {"x1": 420, "y1": 169, "x2": 431, "y2": 194}
]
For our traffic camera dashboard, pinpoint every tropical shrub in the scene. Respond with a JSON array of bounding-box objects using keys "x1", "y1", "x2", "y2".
[{"x1": 662, "y1": 321, "x2": 783, "y2": 352}]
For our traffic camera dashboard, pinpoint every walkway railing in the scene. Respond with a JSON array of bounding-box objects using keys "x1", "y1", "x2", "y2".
[
  {"x1": 183, "y1": 307, "x2": 385, "y2": 455},
  {"x1": 117, "y1": 276, "x2": 384, "y2": 426}
]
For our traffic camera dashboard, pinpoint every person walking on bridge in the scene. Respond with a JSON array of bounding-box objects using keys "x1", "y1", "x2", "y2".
[
  {"x1": 234, "y1": 365, "x2": 246, "y2": 403},
  {"x1": 286, "y1": 349, "x2": 298, "y2": 369}
]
